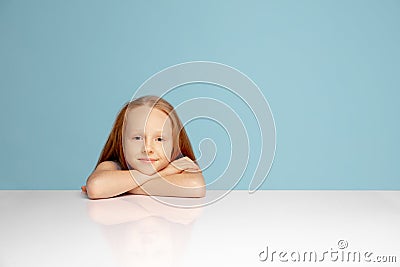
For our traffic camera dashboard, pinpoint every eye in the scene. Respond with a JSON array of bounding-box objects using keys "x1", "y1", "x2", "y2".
[
  {"x1": 156, "y1": 137, "x2": 165, "y2": 142},
  {"x1": 133, "y1": 136, "x2": 143, "y2": 141}
]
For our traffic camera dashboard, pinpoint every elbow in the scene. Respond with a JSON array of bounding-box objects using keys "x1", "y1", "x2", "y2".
[
  {"x1": 189, "y1": 176, "x2": 206, "y2": 198},
  {"x1": 86, "y1": 175, "x2": 105, "y2": 200},
  {"x1": 193, "y1": 186, "x2": 206, "y2": 198}
]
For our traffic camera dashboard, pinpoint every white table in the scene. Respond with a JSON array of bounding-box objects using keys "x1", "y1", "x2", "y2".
[{"x1": 1, "y1": 190, "x2": 399, "y2": 267}]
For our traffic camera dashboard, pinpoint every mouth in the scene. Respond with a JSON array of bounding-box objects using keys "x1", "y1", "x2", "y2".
[{"x1": 138, "y1": 158, "x2": 159, "y2": 163}]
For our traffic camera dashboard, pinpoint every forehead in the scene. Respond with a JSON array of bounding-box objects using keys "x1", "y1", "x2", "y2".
[{"x1": 124, "y1": 106, "x2": 172, "y2": 133}]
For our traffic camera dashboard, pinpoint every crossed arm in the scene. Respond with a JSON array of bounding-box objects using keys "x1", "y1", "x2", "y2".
[{"x1": 82, "y1": 157, "x2": 206, "y2": 200}]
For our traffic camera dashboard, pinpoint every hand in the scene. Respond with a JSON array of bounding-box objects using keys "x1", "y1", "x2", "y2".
[
  {"x1": 158, "y1": 157, "x2": 201, "y2": 178},
  {"x1": 81, "y1": 185, "x2": 87, "y2": 193}
]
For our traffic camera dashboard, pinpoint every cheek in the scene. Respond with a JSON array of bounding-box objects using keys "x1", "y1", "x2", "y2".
[
  {"x1": 123, "y1": 141, "x2": 140, "y2": 159},
  {"x1": 161, "y1": 142, "x2": 173, "y2": 160}
]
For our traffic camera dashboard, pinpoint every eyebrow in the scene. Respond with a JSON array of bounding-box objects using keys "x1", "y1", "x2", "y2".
[{"x1": 130, "y1": 129, "x2": 168, "y2": 134}]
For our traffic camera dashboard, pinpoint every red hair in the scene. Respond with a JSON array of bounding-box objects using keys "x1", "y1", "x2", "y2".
[{"x1": 96, "y1": 96, "x2": 196, "y2": 170}]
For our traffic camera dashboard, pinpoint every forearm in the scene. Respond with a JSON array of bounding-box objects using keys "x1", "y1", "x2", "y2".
[
  {"x1": 86, "y1": 170, "x2": 153, "y2": 199},
  {"x1": 128, "y1": 172, "x2": 206, "y2": 198}
]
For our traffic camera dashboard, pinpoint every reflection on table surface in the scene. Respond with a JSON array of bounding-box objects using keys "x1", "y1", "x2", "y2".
[{"x1": 86, "y1": 195, "x2": 203, "y2": 267}]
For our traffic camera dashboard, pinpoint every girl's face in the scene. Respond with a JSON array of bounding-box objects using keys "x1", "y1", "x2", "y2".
[{"x1": 123, "y1": 106, "x2": 174, "y2": 175}]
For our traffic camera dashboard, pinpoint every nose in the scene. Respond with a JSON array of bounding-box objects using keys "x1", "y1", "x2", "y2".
[{"x1": 143, "y1": 138, "x2": 154, "y2": 154}]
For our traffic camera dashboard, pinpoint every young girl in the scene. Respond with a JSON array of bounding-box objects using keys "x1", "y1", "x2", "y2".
[{"x1": 82, "y1": 95, "x2": 206, "y2": 199}]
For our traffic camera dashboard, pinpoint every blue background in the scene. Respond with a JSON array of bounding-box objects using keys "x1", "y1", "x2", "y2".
[{"x1": 1, "y1": 0, "x2": 399, "y2": 189}]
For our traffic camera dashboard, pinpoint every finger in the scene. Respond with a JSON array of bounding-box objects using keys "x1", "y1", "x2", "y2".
[
  {"x1": 168, "y1": 162, "x2": 185, "y2": 171},
  {"x1": 169, "y1": 161, "x2": 186, "y2": 170},
  {"x1": 170, "y1": 157, "x2": 200, "y2": 171},
  {"x1": 182, "y1": 161, "x2": 200, "y2": 169},
  {"x1": 172, "y1": 156, "x2": 193, "y2": 164},
  {"x1": 181, "y1": 157, "x2": 200, "y2": 168},
  {"x1": 184, "y1": 168, "x2": 201, "y2": 173},
  {"x1": 180, "y1": 164, "x2": 201, "y2": 172},
  {"x1": 172, "y1": 157, "x2": 196, "y2": 166},
  {"x1": 171, "y1": 162, "x2": 194, "y2": 171}
]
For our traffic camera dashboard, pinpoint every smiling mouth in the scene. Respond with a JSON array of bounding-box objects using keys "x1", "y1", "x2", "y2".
[{"x1": 138, "y1": 158, "x2": 158, "y2": 163}]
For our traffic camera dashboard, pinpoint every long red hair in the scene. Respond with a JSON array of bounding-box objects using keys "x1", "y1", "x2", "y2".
[{"x1": 96, "y1": 95, "x2": 196, "y2": 170}]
